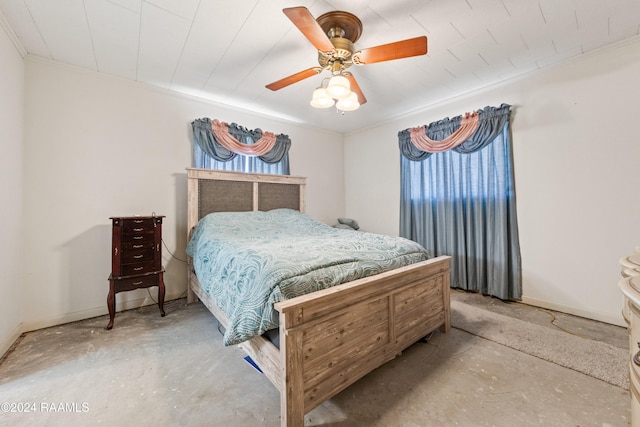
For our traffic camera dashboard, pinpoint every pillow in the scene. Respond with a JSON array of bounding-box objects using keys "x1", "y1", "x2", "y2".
[
  {"x1": 334, "y1": 223, "x2": 355, "y2": 230},
  {"x1": 337, "y1": 218, "x2": 359, "y2": 230}
]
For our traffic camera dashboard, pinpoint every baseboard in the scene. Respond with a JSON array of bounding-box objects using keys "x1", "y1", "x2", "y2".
[
  {"x1": 20, "y1": 291, "x2": 186, "y2": 334},
  {"x1": 521, "y1": 295, "x2": 626, "y2": 328},
  {"x1": 0, "y1": 322, "x2": 24, "y2": 361}
]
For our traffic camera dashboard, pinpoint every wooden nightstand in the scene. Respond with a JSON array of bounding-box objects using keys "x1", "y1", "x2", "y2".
[{"x1": 107, "y1": 215, "x2": 166, "y2": 329}]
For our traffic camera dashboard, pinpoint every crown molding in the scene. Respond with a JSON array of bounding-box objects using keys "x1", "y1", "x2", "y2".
[{"x1": 0, "y1": 8, "x2": 26, "y2": 57}]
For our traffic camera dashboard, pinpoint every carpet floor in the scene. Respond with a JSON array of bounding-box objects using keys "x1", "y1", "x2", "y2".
[{"x1": 451, "y1": 299, "x2": 629, "y2": 389}]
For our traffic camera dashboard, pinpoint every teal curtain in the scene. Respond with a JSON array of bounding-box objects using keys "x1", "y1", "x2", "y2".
[
  {"x1": 399, "y1": 104, "x2": 521, "y2": 300},
  {"x1": 191, "y1": 118, "x2": 290, "y2": 175}
]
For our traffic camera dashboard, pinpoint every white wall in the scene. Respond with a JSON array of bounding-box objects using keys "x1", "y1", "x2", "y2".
[
  {"x1": 0, "y1": 18, "x2": 24, "y2": 355},
  {"x1": 344, "y1": 38, "x2": 640, "y2": 326},
  {"x1": 21, "y1": 57, "x2": 344, "y2": 331},
  {"x1": 11, "y1": 26, "x2": 639, "y2": 346}
]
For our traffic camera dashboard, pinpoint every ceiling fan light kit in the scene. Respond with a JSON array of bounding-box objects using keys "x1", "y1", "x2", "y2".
[
  {"x1": 267, "y1": 7, "x2": 428, "y2": 115},
  {"x1": 336, "y1": 92, "x2": 360, "y2": 112},
  {"x1": 309, "y1": 74, "x2": 361, "y2": 112},
  {"x1": 310, "y1": 86, "x2": 335, "y2": 108},
  {"x1": 325, "y1": 75, "x2": 351, "y2": 99}
]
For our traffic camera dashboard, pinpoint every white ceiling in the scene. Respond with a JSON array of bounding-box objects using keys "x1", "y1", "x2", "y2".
[{"x1": 1, "y1": 0, "x2": 639, "y2": 133}]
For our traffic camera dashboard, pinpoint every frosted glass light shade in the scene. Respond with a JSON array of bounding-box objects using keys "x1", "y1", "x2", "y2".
[
  {"x1": 310, "y1": 87, "x2": 334, "y2": 108},
  {"x1": 336, "y1": 92, "x2": 360, "y2": 111},
  {"x1": 326, "y1": 75, "x2": 351, "y2": 99}
]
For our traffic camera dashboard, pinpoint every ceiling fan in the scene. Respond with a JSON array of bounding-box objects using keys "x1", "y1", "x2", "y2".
[{"x1": 266, "y1": 6, "x2": 428, "y2": 110}]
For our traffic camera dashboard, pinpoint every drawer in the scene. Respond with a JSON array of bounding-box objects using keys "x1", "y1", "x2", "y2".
[
  {"x1": 629, "y1": 298, "x2": 640, "y2": 375},
  {"x1": 122, "y1": 240, "x2": 156, "y2": 251},
  {"x1": 121, "y1": 248, "x2": 155, "y2": 263},
  {"x1": 621, "y1": 252, "x2": 640, "y2": 277},
  {"x1": 632, "y1": 363, "x2": 640, "y2": 427},
  {"x1": 113, "y1": 273, "x2": 160, "y2": 293},
  {"x1": 122, "y1": 229, "x2": 156, "y2": 242},
  {"x1": 121, "y1": 260, "x2": 158, "y2": 276},
  {"x1": 121, "y1": 218, "x2": 156, "y2": 231}
]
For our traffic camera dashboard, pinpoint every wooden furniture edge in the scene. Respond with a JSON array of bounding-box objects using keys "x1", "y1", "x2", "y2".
[
  {"x1": 186, "y1": 168, "x2": 307, "y2": 185},
  {"x1": 274, "y1": 256, "x2": 451, "y2": 314},
  {"x1": 275, "y1": 255, "x2": 451, "y2": 426}
]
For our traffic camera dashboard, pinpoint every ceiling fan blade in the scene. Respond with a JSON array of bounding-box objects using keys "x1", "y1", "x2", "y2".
[
  {"x1": 266, "y1": 67, "x2": 321, "y2": 91},
  {"x1": 344, "y1": 73, "x2": 367, "y2": 105},
  {"x1": 283, "y1": 7, "x2": 334, "y2": 53},
  {"x1": 354, "y1": 36, "x2": 428, "y2": 65}
]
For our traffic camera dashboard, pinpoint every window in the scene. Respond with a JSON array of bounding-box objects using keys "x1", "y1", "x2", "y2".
[
  {"x1": 191, "y1": 118, "x2": 290, "y2": 175},
  {"x1": 399, "y1": 105, "x2": 521, "y2": 300},
  {"x1": 193, "y1": 139, "x2": 288, "y2": 175}
]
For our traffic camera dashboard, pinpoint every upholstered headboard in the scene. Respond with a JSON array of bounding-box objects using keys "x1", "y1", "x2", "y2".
[{"x1": 186, "y1": 168, "x2": 307, "y2": 235}]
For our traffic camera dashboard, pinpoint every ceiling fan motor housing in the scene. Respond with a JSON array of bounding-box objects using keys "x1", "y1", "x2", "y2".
[
  {"x1": 318, "y1": 37, "x2": 355, "y2": 71},
  {"x1": 317, "y1": 10, "x2": 363, "y2": 42},
  {"x1": 316, "y1": 10, "x2": 363, "y2": 72}
]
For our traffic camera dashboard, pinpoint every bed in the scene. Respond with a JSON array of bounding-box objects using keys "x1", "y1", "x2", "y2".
[{"x1": 185, "y1": 168, "x2": 451, "y2": 427}]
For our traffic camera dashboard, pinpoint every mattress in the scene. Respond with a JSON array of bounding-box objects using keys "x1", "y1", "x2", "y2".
[{"x1": 186, "y1": 208, "x2": 430, "y2": 345}]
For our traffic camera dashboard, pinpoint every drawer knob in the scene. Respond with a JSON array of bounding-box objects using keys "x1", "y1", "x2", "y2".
[{"x1": 634, "y1": 351, "x2": 640, "y2": 367}]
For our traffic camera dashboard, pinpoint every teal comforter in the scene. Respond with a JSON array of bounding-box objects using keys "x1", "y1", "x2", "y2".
[{"x1": 186, "y1": 209, "x2": 430, "y2": 345}]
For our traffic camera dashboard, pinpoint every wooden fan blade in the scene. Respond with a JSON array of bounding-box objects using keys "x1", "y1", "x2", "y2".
[
  {"x1": 283, "y1": 7, "x2": 334, "y2": 53},
  {"x1": 266, "y1": 67, "x2": 321, "y2": 91},
  {"x1": 345, "y1": 74, "x2": 367, "y2": 105},
  {"x1": 354, "y1": 36, "x2": 428, "y2": 65}
]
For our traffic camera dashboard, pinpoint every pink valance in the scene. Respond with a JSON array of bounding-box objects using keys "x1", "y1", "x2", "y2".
[
  {"x1": 211, "y1": 119, "x2": 277, "y2": 157},
  {"x1": 409, "y1": 112, "x2": 479, "y2": 153}
]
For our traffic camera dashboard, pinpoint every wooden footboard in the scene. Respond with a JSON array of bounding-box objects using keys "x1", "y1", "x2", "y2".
[
  {"x1": 189, "y1": 255, "x2": 450, "y2": 427},
  {"x1": 274, "y1": 255, "x2": 450, "y2": 426}
]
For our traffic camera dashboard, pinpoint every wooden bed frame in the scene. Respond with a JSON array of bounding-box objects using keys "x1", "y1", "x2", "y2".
[{"x1": 186, "y1": 168, "x2": 451, "y2": 427}]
